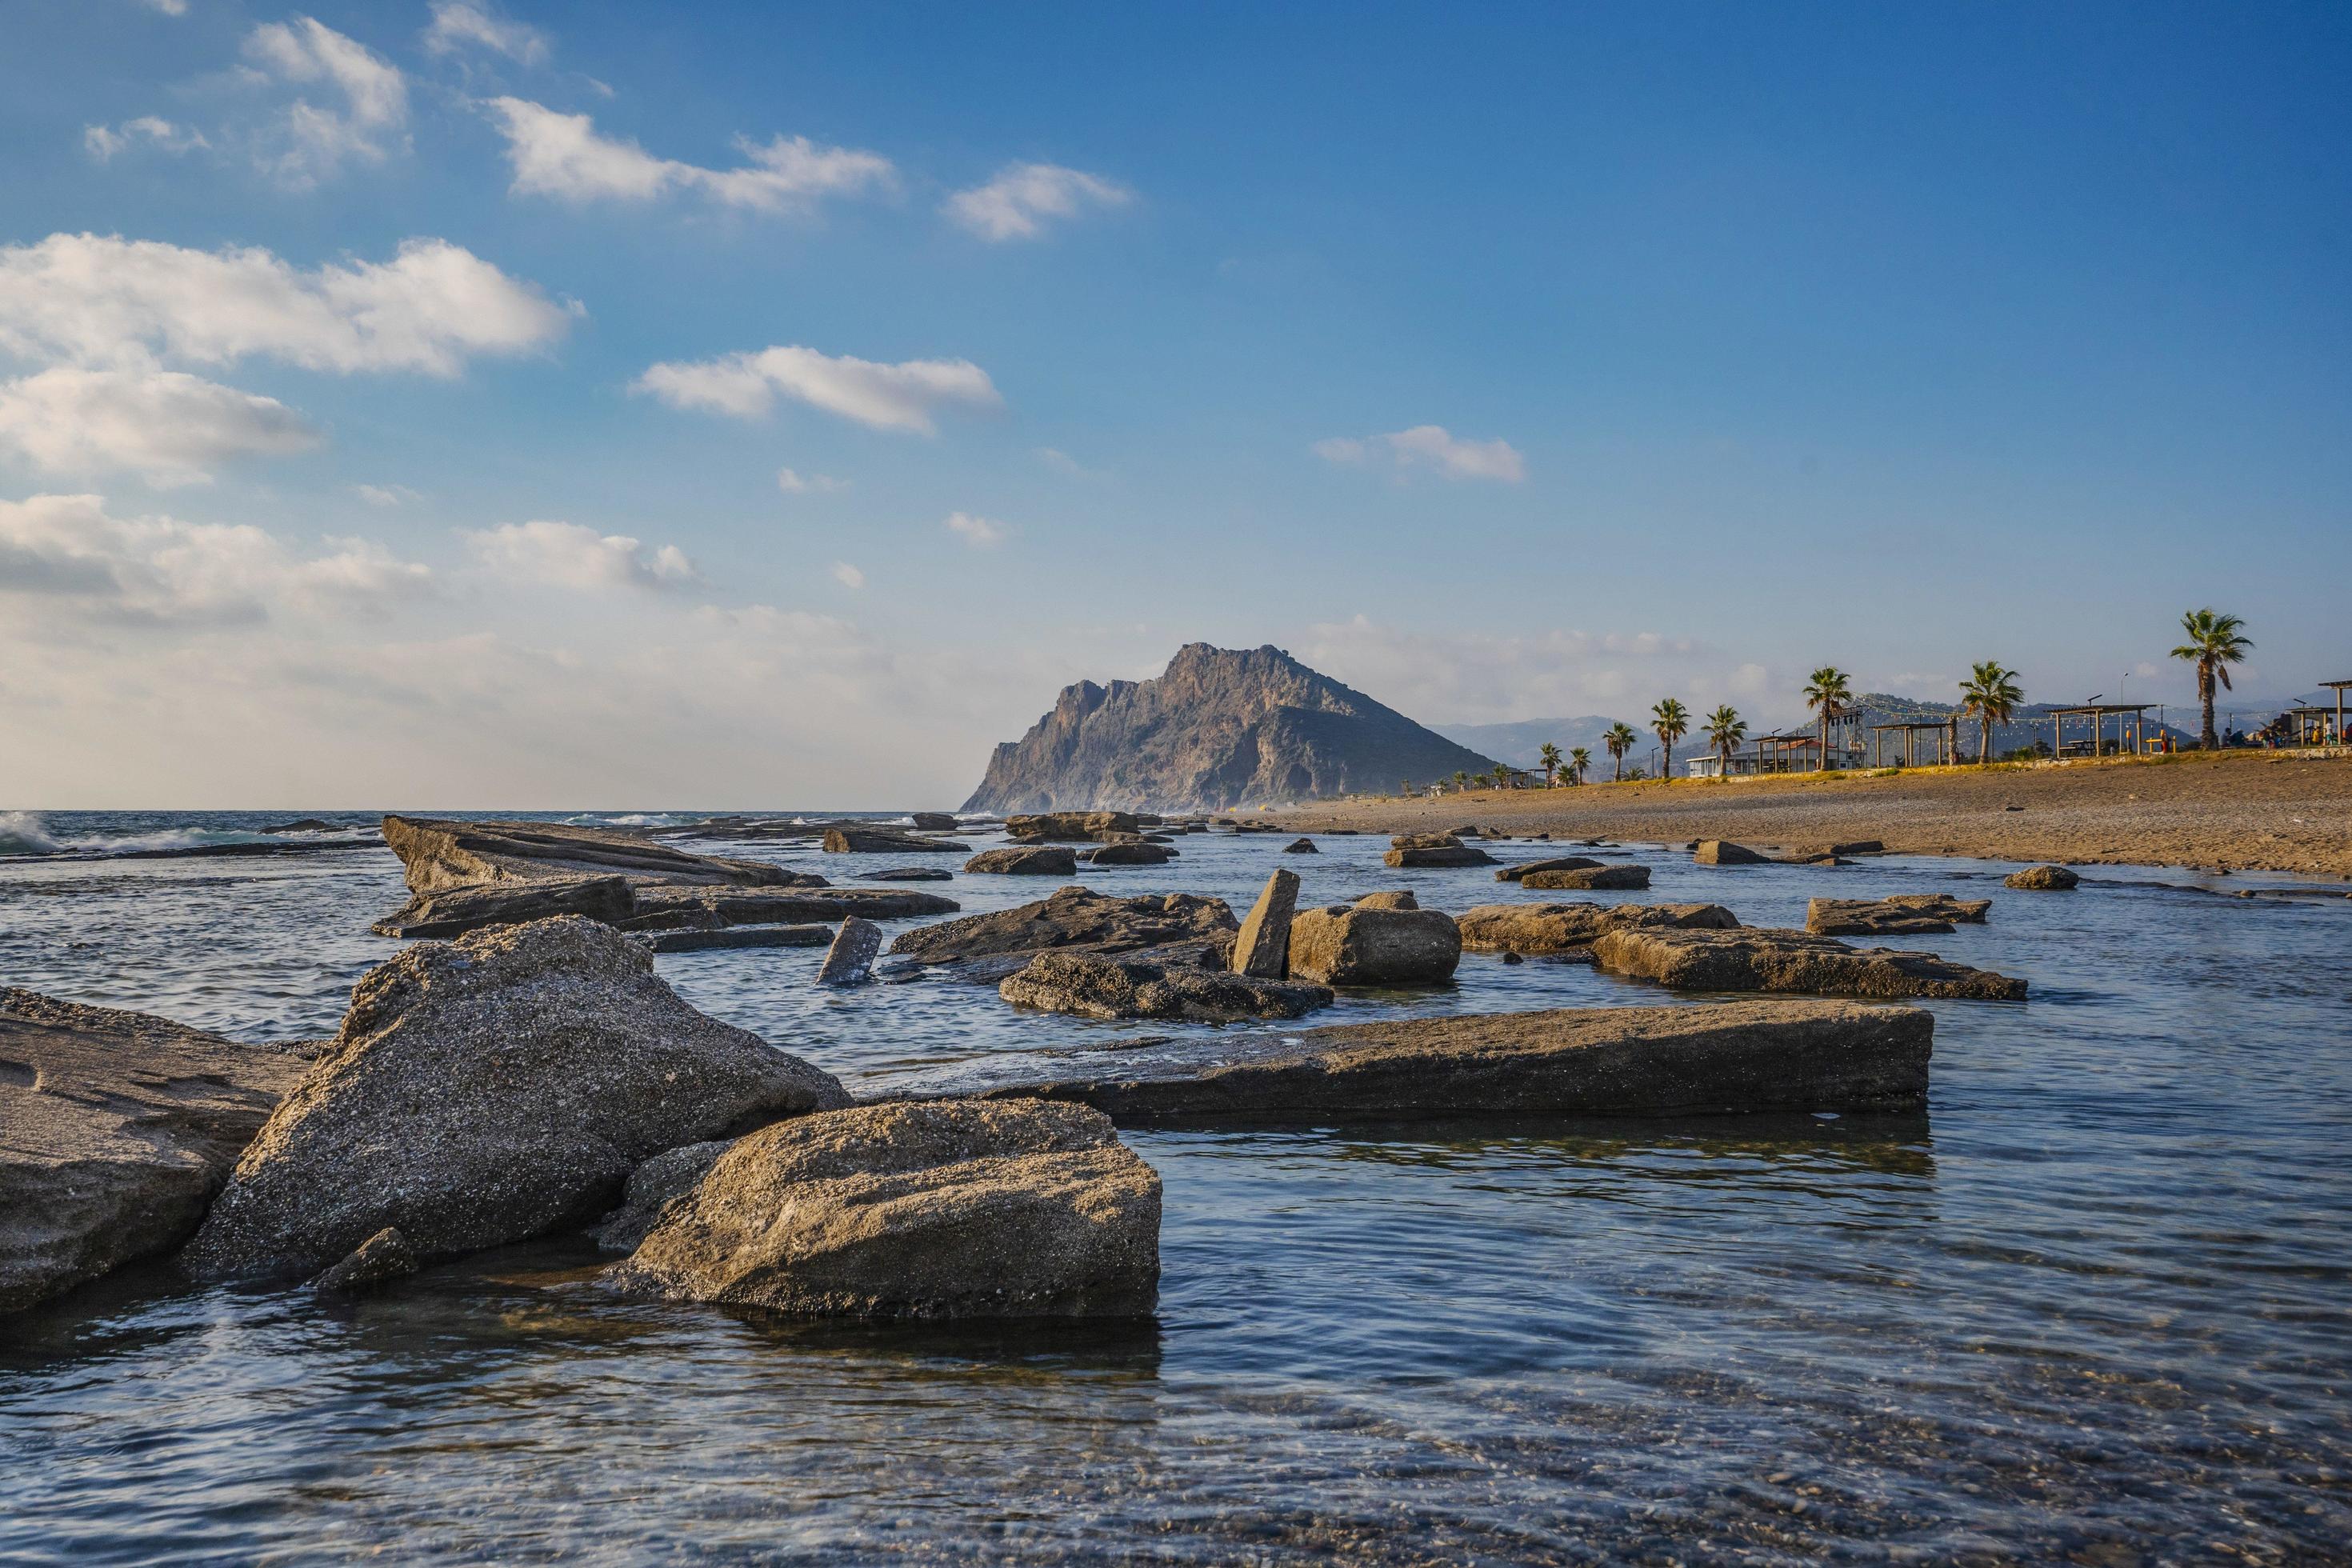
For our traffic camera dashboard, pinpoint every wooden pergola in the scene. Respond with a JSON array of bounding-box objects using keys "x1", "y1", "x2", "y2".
[
  {"x1": 2321, "y1": 680, "x2": 2351, "y2": 746},
  {"x1": 1870, "y1": 718, "x2": 1960, "y2": 767},
  {"x1": 2046, "y1": 703, "x2": 2154, "y2": 758}
]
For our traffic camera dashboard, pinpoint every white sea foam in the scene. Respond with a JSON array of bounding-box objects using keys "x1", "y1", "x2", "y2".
[
  {"x1": 0, "y1": 810, "x2": 62, "y2": 856},
  {"x1": 0, "y1": 810, "x2": 274, "y2": 858}
]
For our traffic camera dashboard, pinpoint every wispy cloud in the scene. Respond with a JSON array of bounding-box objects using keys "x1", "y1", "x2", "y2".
[
  {"x1": 830, "y1": 560, "x2": 866, "y2": 590},
  {"x1": 484, "y1": 98, "x2": 893, "y2": 214},
  {"x1": 1314, "y1": 423, "x2": 1525, "y2": 482},
  {"x1": 945, "y1": 162, "x2": 1131, "y2": 241},
  {"x1": 354, "y1": 482, "x2": 424, "y2": 506},
  {"x1": 775, "y1": 466, "x2": 847, "y2": 494},
  {"x1": 242, "y1": 16, "x2": 410, "y2": 186},
  {"x1": 944, "y1": 510, "x2": 1007, "y2": 547},
  {"x1": 84, "y1": 117, "x2": 209, "y2": 161},
  {"x1": 422, "y1": 2, "x2": 550, "y2": 66},
  {"x1": 463, "y1": 519, "x2": 698, "y2": 592},
  {"x1": 634, "y1": 344, "x2": 1000, "y2": 433}
]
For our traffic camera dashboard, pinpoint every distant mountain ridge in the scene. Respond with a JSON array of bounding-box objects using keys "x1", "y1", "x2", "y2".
[
  {"x1": 1434, "y1": 716, "x2": 1633, "y2": 770},
  {"x1": 962, "y1": 643, "x2": 1498, "y2": 812}
]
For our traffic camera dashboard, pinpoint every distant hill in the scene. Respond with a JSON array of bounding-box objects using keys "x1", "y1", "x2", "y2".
[
  {"x1": 962, "y1": 643, "x2": 1498, "y2": 812},
  {"x1": 1434, "y1": 716, "x2": 1632, "y2": 771}
]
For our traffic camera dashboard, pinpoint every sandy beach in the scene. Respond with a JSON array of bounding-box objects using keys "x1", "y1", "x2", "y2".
[{"x1": 1270, "y1": 751, "x2": 2352, "y2": 878}]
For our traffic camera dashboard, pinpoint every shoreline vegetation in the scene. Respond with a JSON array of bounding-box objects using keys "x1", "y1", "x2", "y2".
[{"x1": 1269, "y1": 749, "x2": 2352, "y2": 879}]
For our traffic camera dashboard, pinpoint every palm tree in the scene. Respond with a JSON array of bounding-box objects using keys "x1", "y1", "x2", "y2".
[
  {"x1": 1957, "y1": 661, "x2": 2024, "y2": 765},
  {"x1": 1702, "y1": 704, "x2": 1746, "y2": 779},
  {"x1": 1399, "y1": 778, "x2": 1413, "y2": 798},
  {"x1": 2170, "y1": 608, "x2": 2252, "y2": 750},
  {"x1": 1537, "y1": 742, "x2": 1562, "y2": 788},
  {"x1": 1569, "y1": 746, "x2": 1591, "y2": 786},
  {"x1": 1651, "y1": 698, "x2": 1690, "y2": 780},
  {"x1": 1452, "y1": 769, "x2": 1470, "y2": 794},
  {"x1": 1603, "y1": 722, "x2": 1638, "y2": 782},
  {"x1": 1803, "y1": 666, "x2": 1851, "y2": 772}
]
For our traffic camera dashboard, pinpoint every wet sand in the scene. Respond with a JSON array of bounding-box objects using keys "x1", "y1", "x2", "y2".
[{"x1": 1270, "y1": 751, "x2": 2352, "y2": 877}]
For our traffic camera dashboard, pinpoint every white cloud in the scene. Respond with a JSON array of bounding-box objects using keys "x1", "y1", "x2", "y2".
[
  {"x1": 945, "y1": 162, "x2": 1131, "y2": 242},
  {"x1": 0, "y1": 492, "x2": 429, "y2": 624},
  {"x1": 944, "y1": 510, "x2": 1006, "y2": 547},
  {"x1": 354, "y1": 482, "x2": 423, "y2": 506},
  {"x1": 634, "y1": 344, "x2": 1001, "y2": 432},
  {"x1": 484, "y1": 98, "x2": 894, "y2": 214},
  {"x1": 242, "y1": 17, "x2": 409, "y2": 186},
  {"x1": 141, "y1": 0, "x2": 190, "y2": 13},
  {"x1": 830, "y1": 560, "x2": 866, "y2": 590},
  {"x1": 423, "y1": 2, "x2": 550, "y2": 66},
  {"x1": 1314, "y1": 424, "x2": 1525, "y2": 483},
  {"x1": 0, "y1": 233, "x2": 573, "y2": 376},
  {"x1": 0, "y1": 367, "x2": 319, "y2": 486},
  {"x1": 775, "y1": 466, "x2": 846, "y2": 494},
  {"x1": 463, "y1": 519, "x2": 698, "y2": 592},
  {"x1": 84, "y1": 117, "x2": 209, "y2": 161}
]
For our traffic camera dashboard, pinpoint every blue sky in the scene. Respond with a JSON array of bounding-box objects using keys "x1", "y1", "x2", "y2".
[{"x1": 2, "y1": 1, "x2": 2346, "y2": 806}]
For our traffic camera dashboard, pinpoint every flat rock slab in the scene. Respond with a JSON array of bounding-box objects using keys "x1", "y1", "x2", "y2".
[
  {"x1": 1006, "y1": 812, "x2": 1141, "y2": 843},
  {"x1": 1384, "y1": 845, "x2": 1498, "y2": 868},
  {"x1": 1082, "y1": 842, "x2": 1176, "y2": 866},
  {"x1": 1806, "y1": 895, "x2": 1993, "y2": 936},
  {"x1": 822, "y1": 828, "x2": 962, "y2": 854},
  {"x1": 866, "y1": 999, "x2": 1934, "y2": 1123},
  {"x1": 1458, "y1": 902, "x2": 1738, "y2": 954},
  {"x1": 1287, "y1": 905, "x2": 1461, "y2": 986},
  {"x1": 610, "y1": 1098, "x2": 1161, "y2": 1320},
  {"x1": 382, "y1": 814, "x2": 798, "y2": 895},
  {"x1": 965, "y1": 846, "x2": 1079, "y2": 876},
  {"x1": 372, "y1": 874, "x2": 637, "y2": 939},
  {"x1": 2, "y1": 990, "x2": 307, "y2": 1315},
  {"x1": 888, "y1": 886, "x2": 1237, "y2": 966},
  {"x1": 642, "y1": 925, "x2": 833, "y2": 953},
  {"x1": 1496, "y1": 857, "x2": 1601, "y2": 882},
  {"x1": 858, "y1": 867, "x2": 954, "y2": 882},
  {"x1": 1522, "y1": 865, "x2": 1650, "y2": 890},
  {"x1": 1594, "y1": 927, "x2": 2027, "y2": 1001},
  {"x1": 1000, "y1": 951, "x2": 1332, "y2": 1022},
  {"x1": 628, "y1": 887, "x2": 958, "y2": 928}
]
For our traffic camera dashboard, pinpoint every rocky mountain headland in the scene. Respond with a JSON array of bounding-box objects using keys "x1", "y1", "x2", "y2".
[{"x1": 962, "y1": 643, "x2": 1498, "y2": 814}]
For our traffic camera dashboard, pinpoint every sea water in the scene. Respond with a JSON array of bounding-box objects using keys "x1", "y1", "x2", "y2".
[{"x1": 2, "y1": 811, "x2": 2348, "y2": 1563}]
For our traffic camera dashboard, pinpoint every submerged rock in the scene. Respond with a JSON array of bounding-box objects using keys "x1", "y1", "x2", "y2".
[
  {"x1": 371, "y1": 874, "x2": 637, "y2": 939},
  {"x1": 2006, "y1": 864, "x2": 2081, "y2": 890},
  {"x1": 1283, "y1": 837, "x2": 1318, "y2": 854},
  {"x1": 626, "y1": 886, "x2": 958, "y2": 929},
  {"x1": 887, "y1": 886, "x2": 1238, "y2": 968},
  {"x1": 858, "y1": 867, "x2": 954, "y2": 882},
  {"x1": 640, "y1": 925, "x2": 832, "y2": 953},
  {"x1": 869, "y1": 1000, "x2": 1935, "y2": 1122},
  {"x1": 609, "y1": 1099, "x2": 1161, "y2": 1320},
  {"x1": 1, "y1": 990, "x2": 306, "y2": 1315},
  {"x1": 1594, "y1": 927, "x2": 2027, "y2": 1000},
  {"x1": 1495, "y1": 857, "x2": 1601, "y2": 882},
  {"x1": 1384, "y1": 844, "x2": 1498, "y2": 868},
  {"x1": 1693, "y1": 840, "x2": 1771, "y2": 866},
  {"x1": 1287, "y1": 904, "x2": 1461, "y2": 986},
  {"x1": 1521, "y1": 865, "x2": 1650, "y2": 890},
  {"x1": 822, "y1": 826, "x2": 961, "y2": 854},
  {"x1": 814, "y1": 917, "x2": 884, "y2": 985},
  {"x1": 1806, "y1": 895, "x2": 1993, "y2": 936},
  {"x1": 964, "y1": 846, "x2": 1079, "y2": 876},
  {"x1": 313, "y1": 1227, "x2": 419, "y2": 1295},
  {"x1": 1231, "y1": 870, "x2": 1300, "y2": 978},
  {"x1": 184, "y1": 918, "x2": 850, "y2": 1282},
  {"x1": 910, "y1": 813, "x2": 959, "y2": 832},
  {"x1": 1000, "y1": 951, "x2": 1331, "y2": 1022},
  {"x1": 1458, "y1": 902, "x2": 1738, "y2": 954}
]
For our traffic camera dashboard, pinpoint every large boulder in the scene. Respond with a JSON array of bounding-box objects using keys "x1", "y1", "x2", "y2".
[
  {"x1": 1458, "y1": 902, "x2": 1738, "y2": 954},
  {"x1": 887, "y1": 886, "x2": 1238, "y2": 968},
  {"x1": 2, "y1": 990, "x2": 306, "y2": 1315},
  {"x1": 1384, "y1": 845, "x2": 1498, "y2": 868},
  {"x1": 1495, "y1": 857, "x2": 1601, "y2": 882},
  {"x1": 822, "y1": 826, "x2": 961, "y2": 854},
  {"x1": 1806, "y1": 895, "x2": 1993, "y2": 936},
  {"x1": 1593, "y1": 926, "x2": 2027, "y2": 1000},
  {"x1": 382, "y1": 814, "x2": 795, "y2": 895},
  {"x1": 965, "y1": 846, "x2": 1078, "y2": 876},
  {"x1": 1522, "y1": 865, "x2": 1650, "y2": 890},
  {"x1": 1231, "y1": 870, "x2": 1299, "y2": 978},
  {"x1": 1000, "y1": 952, "x2": 1332, "y2": 1022},
  {"x1": 1006, "y1": 811, "x2": 1141, "y2": 843},
  {"x1": 1287, "y1": 905, "x2": 1461, "y2": 986},
  {"x1": 1693, "y1": 840, "x2": 1771, "y2": 866},
  {"x1": 370, "y1": 874, "x2": 636, "y2": 939},
  {"x1": 1082, "y1": 842, "x2": 1174, "y2": 866},
  {"x1": 183, "y1": 918, "x2": 850, "y2": 1282},
  {"x1": 869, "y1": 1000, "x2": 1934, "y2": 1122},
  {"x1": 609, "y1": 1099, "x2": 1161, "y2": 1320},
  {"x1": 910, "y1": 813, "x2": 959, "y2": 832},
  {"x1": 2006, "y1": 864, "x2": 2081, "y2": 890}
]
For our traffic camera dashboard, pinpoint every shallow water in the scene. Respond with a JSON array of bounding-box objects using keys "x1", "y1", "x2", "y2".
[{"x1": 3, "y1": 811, "x2": 2350, "y2": 1563}]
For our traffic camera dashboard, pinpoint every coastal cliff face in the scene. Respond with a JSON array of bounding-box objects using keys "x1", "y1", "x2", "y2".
[{"x1": 962, "y1": 643, "x2": 1498, "y2": 812}]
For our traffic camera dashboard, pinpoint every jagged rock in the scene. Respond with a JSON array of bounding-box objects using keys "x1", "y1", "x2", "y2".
[
  {"x1": 382, "y1": 814, "x2": 797, "y2": 895},
  {"x1": 1000, "y1": 952, "x2": 1332, "y2": 1022},
  {"x1": 313, "y1": 1227, "x2": 418, "y2": 1295},
  {"x1": 1231, "y1": 870, "x2": 1299, "y2": 978},
  {"x1": 1006, "y1": 811, "x2": 1141, "y2": 842},
  {"x1": 1458, "y1": 902, "x2": 1738, "y2": 954},
  {"x1": 888, "y1": 886, "x2": 1238, "y2": 967},
  {"x1": 609, "y1": 1099, "x2": 1161, "y2": 1320},
  {"x1": 965, "y1": 846, "x2": 1079, "y2": 876},
  {"x1": 868, "y1": 1000, "x2": 1935, "y2": 1122},
  {"x1": 184, "y1": 918, "x2": 850, "y2": 1282},
  {"x1": 1593, "y1": 927, "x2": 2027, "y2": 1000},
  {"x1": 1693, "y1": 840, "x2": 1771, "y2": 866},
  {"x1": 1287, "y1": 905, "x2": 1461, "y2": 986},
  {"x1": 1385, "y1": 845, "x2": 1498, "y2": 868},
  {"x1": 858, "y1": 867, "x2": 954, "y2": 882},
  {"x1": 2006, "y1": 864, "x2": 2081, "y2": 890},
  {"x1": 626, "y1": 887, "x2": 957, "y2": 928},
  {"x1": 1522, "y1": 865, "x2": 1651, "y2": 890},
  {"x1": 371, "y1": 875, "x2": 636, "y2": 939},
  {"x1": 815, "y1": 917, "x2": 883, "y2": 985},
  {"x1": 962, "y1": 644, "x2": 1499, "y2": 814},
  {"x1": 1081, "y1": 842, "x2": 1174, "y2": 866},
  {"x1": 822, "y1": 827, "x2": 961, "y2": 854},
  {"x1": 1806, "y1": 895, "x2": 1993, "y2": 936},
  {"x1": 1, "y1": 990, "x2": 306, "y2": 1315},
  {"x1": 1283, "y1": 838, "x2": 1318, "y2": 854},
  {"x1": 910, "y1": 813, "x2": 959, "y2": 832},
  {"x1": 592, "y1": 1141, "x2": 730, "y2": 1254},
  {"x1": 1354, "y1": 890, "x2": 1418, "y2": 910},
  {"x1": 641, "y1": 925, "x2": 833, "y2": 954},
  {"x1": 1496, "y1": 857, "x2": 1602, "y2": 882}
]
